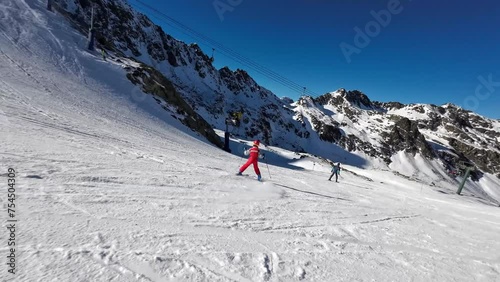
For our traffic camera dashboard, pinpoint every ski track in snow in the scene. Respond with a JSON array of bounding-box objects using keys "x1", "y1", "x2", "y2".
[{"x1": 1, "y1": 0, "x2": 500, "y2": 281}]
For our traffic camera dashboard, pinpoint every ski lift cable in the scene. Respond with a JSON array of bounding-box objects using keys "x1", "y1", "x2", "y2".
[
  {"x1": 129, "y1": 0, "x2": 319, "y2": 97},
  {"x1": 131, "y1": 0, "x2": 306, "y2": 91},
  {"x1": 131, "y1": 1, "x2": 311, "y2": 95}
]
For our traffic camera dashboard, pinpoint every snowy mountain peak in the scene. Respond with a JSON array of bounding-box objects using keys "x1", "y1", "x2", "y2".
[
  {"x1": 296, "y1": 96, "x2": 316, "y2": 107},
  {"x1": 47, "y1": 0, "x2": 500, "y2": 192},
  {"x1": 3, "y1": 1, "x2": 500, "y2": 280},
  {"x1": 340, "y1": 89, "x2": 374, "y2": 109},
  {"x1": 441, "y1": 102, "x2": 460, "y2": 109},
  {"x1": 314, "y1": 89, "x2": 376, "y2": 111}
]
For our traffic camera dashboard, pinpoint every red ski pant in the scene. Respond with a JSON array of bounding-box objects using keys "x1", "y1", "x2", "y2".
[{"x1": 239, "y1": 158, "x2": 261, "y2": 175}]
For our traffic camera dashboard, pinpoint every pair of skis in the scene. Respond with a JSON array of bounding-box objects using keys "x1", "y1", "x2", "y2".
[{"x1": 235, "y1": 173, "x2": 264, "y2": 182}]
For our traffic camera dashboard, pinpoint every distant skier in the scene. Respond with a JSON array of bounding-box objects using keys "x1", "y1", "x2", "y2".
[
  {"x1": 228, "y1": 111, "x2": 242, "y2": 127},
  {"x1": 233, "y1": 111, "x2": 242, "y2": 127},
  {"x1": 237, "y1": 140, "x2": 265, "y2": 181},
  {"x1": 101, "y1": 49, "x2": 108, "y2": 61},
  {"x1": 329, "y1": 162, "x2": 341, "y2": 182}
]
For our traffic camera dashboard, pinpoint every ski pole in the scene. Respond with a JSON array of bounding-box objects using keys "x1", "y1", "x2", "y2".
[{"x1": 264, "y1": 158, "x2": 271, "y2": 179}]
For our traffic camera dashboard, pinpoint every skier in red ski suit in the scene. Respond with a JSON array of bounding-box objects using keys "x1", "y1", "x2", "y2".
[{"x1": 237, "y1": 140, "x2": 264, "y2": 181}]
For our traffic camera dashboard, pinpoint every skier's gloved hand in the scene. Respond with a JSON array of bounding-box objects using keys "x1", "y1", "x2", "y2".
[{"x1": 259, "y1": 153, "x2": 265, "y2": 159}]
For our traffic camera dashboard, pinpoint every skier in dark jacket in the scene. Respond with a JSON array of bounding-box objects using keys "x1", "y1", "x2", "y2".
[
  {"x1": 329, "y1": 162, "x2": 341, "y2": 182},
  {"x1": 237, "y1": 140, "x2": 264, "y2": 181}
]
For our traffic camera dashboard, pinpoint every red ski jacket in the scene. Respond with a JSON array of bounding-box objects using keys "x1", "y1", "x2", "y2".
[{"x1": 246, "y1": 146, "x2": 260, "y2": 160}]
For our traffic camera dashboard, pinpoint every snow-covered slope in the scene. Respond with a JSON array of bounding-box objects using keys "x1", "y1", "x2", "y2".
[
  {"x1": 41, "y1": 0, "x2": 500, "y2": 201},
  {"x1": 48, "y1": 0, "x2": 306, "y2": 147},
  {"x1": 307, "y1": 89, "x2": 500, "y2": 201},
  {"x1": 2, "y1": 0, "x2": 500, "y2": 281}
]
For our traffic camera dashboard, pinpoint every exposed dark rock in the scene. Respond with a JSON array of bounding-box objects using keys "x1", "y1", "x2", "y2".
[
  {"x1": 412, "y1": 105, "x2": 425, "y2": 113},
  {"x1": 315, "y1": 121, "x2": 342, "y2": 143},
  {"x1": 374, "y1": 101, "x2": 406, "y2": 110},
  {"x1": 385, "y1": 118, "x2": 434, "y2": 158},
  {"x1": 448, "y1": 109, "x2": 473, "y2": 129},
  {"x1": 437, "y1": 106, "x2": 446, "y2": 114},
  {"x1": 449, "y1": 139, "x2": 500, "y2": 174},
  {"x1": 314, "y1": 89, "x2": 373, "y2": 109},
  {"x1": 281, "y1": 97, "x2": 294, "y2": 104},
  {"x1": 126, "y1": 64, "x2": 223, "y2": 149},
  {"x1": 342, "y1": 90, "x2": 373, "y2": 108}
]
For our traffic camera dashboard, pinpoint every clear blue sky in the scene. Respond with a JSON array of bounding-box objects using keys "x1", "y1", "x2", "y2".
[{"x1": 131, "y1": 0, "x2": 500, "y2": 119}]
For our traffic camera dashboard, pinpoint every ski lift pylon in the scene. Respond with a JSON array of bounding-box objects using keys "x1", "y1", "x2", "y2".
[{"x1": 209, "y1": 48, "x2": 215, "y2": 63}]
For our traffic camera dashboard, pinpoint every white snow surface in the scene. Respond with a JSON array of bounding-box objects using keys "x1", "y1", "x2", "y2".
[{"x1": 1, "y1": 0, "x2": 500, "y2": 281}]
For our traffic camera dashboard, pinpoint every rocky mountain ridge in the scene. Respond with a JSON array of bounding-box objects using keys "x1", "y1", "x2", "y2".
[
  {"x1": 307, "y1": 89, "x2": 500, "y2": 177},
  {"x1": 52, "y1": 0, "x2": 500, "y2": 181}
]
